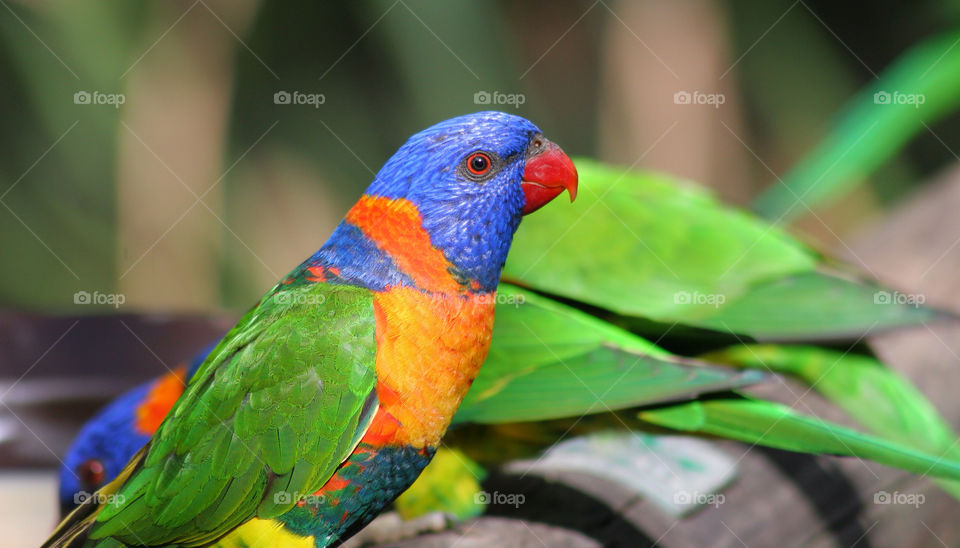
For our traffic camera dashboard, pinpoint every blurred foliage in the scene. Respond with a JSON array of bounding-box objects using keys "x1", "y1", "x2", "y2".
[
  {"x1": 3, "y1": 0, "x2": 960, "y2": 311},
  {"x1": 754, "y1": 30, "x2": 960, "y2": 220}
]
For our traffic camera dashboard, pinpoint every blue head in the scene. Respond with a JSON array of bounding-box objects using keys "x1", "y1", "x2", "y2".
[{"x1": 318, "y1": 111, "x2": 577, "y2": 292}]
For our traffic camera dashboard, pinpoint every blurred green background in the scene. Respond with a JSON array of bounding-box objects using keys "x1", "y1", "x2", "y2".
[{"x1": 1, "y1": 0, "x2": 958, "y2": 313}]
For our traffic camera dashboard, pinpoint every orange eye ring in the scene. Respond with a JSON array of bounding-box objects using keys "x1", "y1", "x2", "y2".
[{"x1": 466, "y1": 152, "x2": 492, "y2": 176}]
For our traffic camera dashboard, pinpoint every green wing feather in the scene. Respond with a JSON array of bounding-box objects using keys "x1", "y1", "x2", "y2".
[{"x1": 86, "y1": 281, "x2": 378, "y2": 546}]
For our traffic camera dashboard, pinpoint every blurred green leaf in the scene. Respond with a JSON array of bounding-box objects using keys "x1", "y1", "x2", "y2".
[
  {"x1": 455, "y1": 284, "x2": 764, "y2": 424},
  {"x1": 506, "y1": 160, "x2": 939, "y2": 341},
  {"x1": 753, "y1": 30, "x2": 960, "y2": 221},
  {"x1": 640, "y1": 396, "x2": 960, "y2": 481},
  {"x1": 0, "y1": 3, "x2": 138, "y2": 306}
]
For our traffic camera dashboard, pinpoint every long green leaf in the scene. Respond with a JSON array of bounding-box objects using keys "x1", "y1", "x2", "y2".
[
  {"x1": 704, "y1": 344, "x2": 960, "y2": 497},
  {"x1": 640, "y1": 396, "x2": 960, "y2": 481}
]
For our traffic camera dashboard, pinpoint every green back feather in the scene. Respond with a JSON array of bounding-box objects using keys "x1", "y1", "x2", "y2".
[{"x1": 87, "y1": 281, "x2": 379, "y2": 545}]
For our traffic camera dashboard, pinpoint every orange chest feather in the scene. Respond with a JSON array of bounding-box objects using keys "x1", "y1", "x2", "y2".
[{"x1": 364, "y1": 287, "x2": 495, "y2": 448}]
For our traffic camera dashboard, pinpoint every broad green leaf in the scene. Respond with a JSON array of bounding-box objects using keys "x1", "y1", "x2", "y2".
[
  {"x1": 704, "y1": 344, "x2": 960, "y2": 497},
  {"x1": 506, "y1": 159, "x2": 939, "y2": 340},
  {"x1": 506, "y1": 159, "x2": 816, "y2": 321},
  {"x1": 639, "y1": 396, "x2": 960, "y2": 481},
  {"x1": 754, "y1": 30, "x2": 960, "y2": 221},
  {"x1": 456, "y1": 284, "x2": 764, "y2": 424}
]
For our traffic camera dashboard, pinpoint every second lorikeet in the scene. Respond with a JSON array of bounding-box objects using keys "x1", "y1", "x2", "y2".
[
  {"x1": 58, "y1": 344, "x2": 215, "y2": 516},
  {"x1": 45, "y1": 111, "x2": 578, "y2": 548}
]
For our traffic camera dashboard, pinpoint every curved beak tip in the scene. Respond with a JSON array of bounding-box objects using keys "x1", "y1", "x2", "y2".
[{"x1": 521, "y1": 141, "x2": 578, "y2": 215}]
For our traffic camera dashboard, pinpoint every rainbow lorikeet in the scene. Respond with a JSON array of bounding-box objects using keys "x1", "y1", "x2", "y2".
[
  {"x1": 59, "y1": 345, "x2": 215, "y2": 516},
  {"x1": 46, "y1": 111, "x2": 577, "y2": 548}
]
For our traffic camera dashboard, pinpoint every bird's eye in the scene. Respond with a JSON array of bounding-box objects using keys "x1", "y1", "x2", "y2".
[
  {"x1": 77, "y1": 458, "x2": 105, "y2": 489},
  {"x1": 466, "y1": 152, "x2": 492, "y2": 176}
]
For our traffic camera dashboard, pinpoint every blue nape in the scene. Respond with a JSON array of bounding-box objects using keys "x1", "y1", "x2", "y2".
[{"x1": 299, "y1": 221, "x2": 416, "y2": 291}]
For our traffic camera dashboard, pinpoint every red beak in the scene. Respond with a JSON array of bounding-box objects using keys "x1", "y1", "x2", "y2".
[{"x1": 521, "y1": 140, "x2": 578, "y2": 215}]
